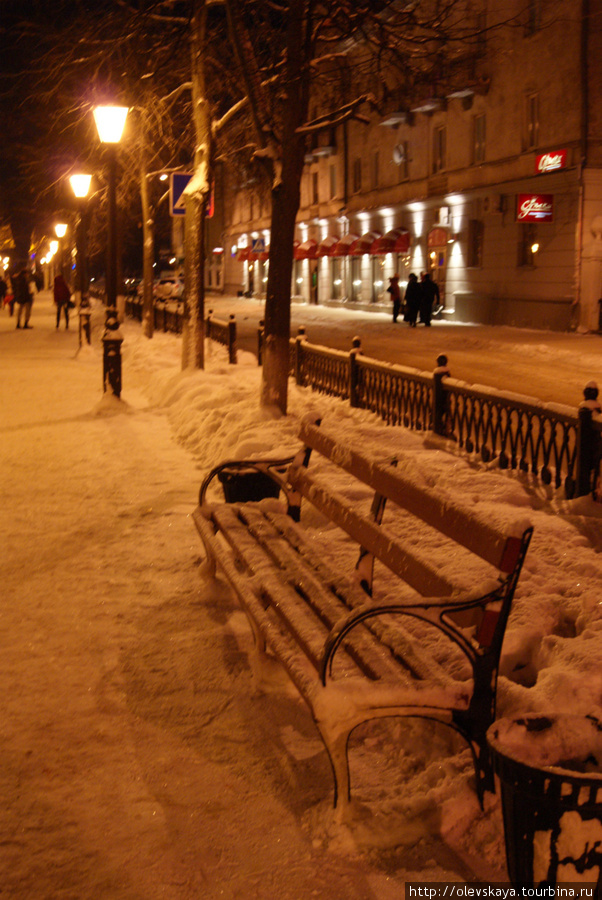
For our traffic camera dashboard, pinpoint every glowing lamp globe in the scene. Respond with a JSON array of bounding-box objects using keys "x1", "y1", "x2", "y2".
[
  {"x1": 70, "y1": 174, "x2": 92, "y2": 199},
  {"x1": 93, "y1": 106, "x2": 129, "y2": 144}
]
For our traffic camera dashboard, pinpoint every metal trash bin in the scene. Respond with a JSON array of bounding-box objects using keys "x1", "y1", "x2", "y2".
[
  {"x1": 487, "y1": 713, "x2": 602, "y2": 890},
  {"x1": 217, "y1": 467, "x2": 281, "y2": 503}
]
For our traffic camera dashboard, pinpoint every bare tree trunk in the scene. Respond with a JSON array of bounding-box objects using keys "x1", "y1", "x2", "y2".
[
  {"x1": 261, "y1": 150, "x2": 304, "y2": 412},
  {"x1": 260, "y1": 0, "x2": 310, "y2": 413},
  {"x1": 182, "y1": 192, "x2": 205, "y2": 368},
  {"x1": 181, "y1": 0, "x2": 211, "y2": 370},
  {"x1": 140, "y1": 164, "x2": 155, "y2": 338}
]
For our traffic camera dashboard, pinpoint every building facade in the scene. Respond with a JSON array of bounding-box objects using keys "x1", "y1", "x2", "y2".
[{"x1": 217, "y1": 1, "x2": 601, "y2": 333}]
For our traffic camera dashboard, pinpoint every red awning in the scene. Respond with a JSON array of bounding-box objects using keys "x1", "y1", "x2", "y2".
[
  {"x1": 330, "y1": 233, "x2": 360, "y2": 257},
  {"x1": 236, "y1": 247, "x2": 251, "y2": 261},
  {"x1": 370, "y1": 228, "x2": 411, "y2": 255},
  {"x1": 258, "y1": 249, "x2": 270, "y2": 261},
  {"x1": 349, "y1": 231, "x2": 382, "y2": 255},
  {"x1": 294, "y1": 239, "x2": 318, "y2": 260},
  {"x1": 317, "y1": 235, "x2": 340, "y2": 257}
]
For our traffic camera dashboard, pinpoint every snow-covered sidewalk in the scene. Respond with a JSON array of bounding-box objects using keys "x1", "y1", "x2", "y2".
[{"x1": 1, "y1": 291, "x2": 601, "y2": 898}]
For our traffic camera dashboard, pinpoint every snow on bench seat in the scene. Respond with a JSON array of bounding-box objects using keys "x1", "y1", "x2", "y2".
[{"x1": 194, "y1": 415, "x2": 533, "y2": 813}]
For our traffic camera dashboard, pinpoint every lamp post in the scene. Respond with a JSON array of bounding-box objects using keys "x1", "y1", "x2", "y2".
[
  {"x1": 69, "y1": 173, "x2": 92, "y2": 346},
  {"x1": 93, "y1": 104, "x2": 128, "y2": 397}
]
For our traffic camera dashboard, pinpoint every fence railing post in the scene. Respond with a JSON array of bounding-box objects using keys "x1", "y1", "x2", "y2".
[
  {"x1": 228, "y1": 314, "x2": 237, "y2": 364},
  {"x1": 577, "y1": 406, "x2": 594, "y2": 496},
  {"x1": 294, "y1": 326, "x2": 306, "y2": 385},
  {"x1": 576, "y1": 381, "x2": 601, "y2": 497},
  {"x1": 432, "y1": 353, "x2": 450, "y2": 436},
  {"x1": 349, "y1": 337, "x2": 362, "y2": 407}
]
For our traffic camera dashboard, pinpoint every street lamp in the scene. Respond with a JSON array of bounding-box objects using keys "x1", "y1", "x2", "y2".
[
  {"x1": 69, "y1": 173, "x2": 93, "y2": 345},
  {"x1": 93, "y1": 104, "x2": 128, "y2": 397},
  {"x1": 54, "y1": 222, "x2": 67, "y2": 279}
]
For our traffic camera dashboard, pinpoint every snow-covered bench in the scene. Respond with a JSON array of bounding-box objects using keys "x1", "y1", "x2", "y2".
[{"x1": 193, "y1": 415, "x2": 533, "y2": 813}]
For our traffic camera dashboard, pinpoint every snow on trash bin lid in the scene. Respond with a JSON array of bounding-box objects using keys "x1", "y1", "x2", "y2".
[{"x1": 487, "y1": 713, "x2": 602, "y2": 776}]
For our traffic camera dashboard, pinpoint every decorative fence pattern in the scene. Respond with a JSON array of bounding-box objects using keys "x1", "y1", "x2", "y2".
[
  {"x1": 440, "y1": 380, "x2": 581, "y2": 496},
  {"x1": 122, "y1": 300, "x2": 600, "y2": 499},
  {"x1": 288, "y1": 330, "x2": 601, "y2": 500}
]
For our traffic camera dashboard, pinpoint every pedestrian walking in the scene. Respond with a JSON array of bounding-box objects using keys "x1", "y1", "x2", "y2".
[
  {"x1": 419, "y1": 272, "x2": 440, "y2": 326},
  {"x1": 14, "y1": 267, "x2": 33, "y2": 329},
  {"x1": 387, "y1": 274, "x2": 402, "y2": 322},
  {"x1": 404, "y1": 273, "x2": 421, "y2": 327},
  {"x1": 0, "y1": 275, "x2": 7, "y2": 310},
  {"x1": 53, "y1": 273, "x2": 72, "y2": 329}
]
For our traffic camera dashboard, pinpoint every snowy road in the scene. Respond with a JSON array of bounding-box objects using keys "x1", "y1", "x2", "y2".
[{"x1": 205, "y1": 294, "x2": 602, "y2": 408}]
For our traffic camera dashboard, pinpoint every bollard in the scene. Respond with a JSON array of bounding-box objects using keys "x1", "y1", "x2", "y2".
[
  {"x1": 102, "y1": 310, "x2": 123, "y2": 397},
  {"x1": 432, "y1": 353, "x2": 450, "y2": 436},
  {"x1": 228, "y1": 314, "x2": 237, "y2": 364}
]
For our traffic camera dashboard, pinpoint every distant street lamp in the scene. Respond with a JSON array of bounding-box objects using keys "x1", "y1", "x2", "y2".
[
  {"x1": 93, "y1": 104, "x2": 128, "y2": 397},
  {"x1": 54, "y1": 222, "x2": 67, "y2": 278},
  {"x1": 69, "y1": 173, "x2": 93, "y2": 346}
]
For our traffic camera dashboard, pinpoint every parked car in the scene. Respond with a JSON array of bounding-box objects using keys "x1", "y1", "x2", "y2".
[{"x1": 154, "y1": 276, "x2": 184, "y2": 300}]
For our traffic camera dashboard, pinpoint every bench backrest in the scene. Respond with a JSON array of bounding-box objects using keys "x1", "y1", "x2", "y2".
[{"x1": 288, "y1": 417, "x2": 533, "y2": 598}]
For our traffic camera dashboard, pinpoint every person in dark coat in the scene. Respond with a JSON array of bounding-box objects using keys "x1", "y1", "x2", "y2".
[
  {"x1": 419, "y1": 272, "x2": 440, "y2": 326},
  {"x1": 403, "y1": 273, "x2": 421, "y2": 327},
  {"x1": 14, "y1": 268, "x2": 33, "y2": 329},
  {"x1": 53, "y1": 274, "x2": 72, "y2": 329},
  {"x1": 388, "y1": 274, "x2": 402, "y2": 322}
]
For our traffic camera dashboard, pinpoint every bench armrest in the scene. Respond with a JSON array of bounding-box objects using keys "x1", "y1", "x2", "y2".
[
  {"x1": 198, "y1": 455, "x2": 297, "y2": 506},
  {"x1": 320, "y1": 587, "x2": 509, "y2": 686}
]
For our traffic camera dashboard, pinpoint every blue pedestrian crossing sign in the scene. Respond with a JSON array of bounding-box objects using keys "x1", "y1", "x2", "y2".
[
  {"x1": 251, "y1": 237, "x2": 266, "y2": 254},
  {"x1": 170, "y1": 173, "x2": 193, "y2": 217}
]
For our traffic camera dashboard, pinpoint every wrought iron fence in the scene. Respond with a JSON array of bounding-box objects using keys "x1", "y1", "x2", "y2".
[
  {"x1": 122, "y1": 304, "x2": 600, "y2": 499},
  {"x1": 288, "y1": 330, "x2": 601, "y2": 499},
  {"x1": 124, "y1": 298, "x2": 236, "y2": 360},
  {"x1": 440, "y1": 379, "x2": 581, "y2": 495}
]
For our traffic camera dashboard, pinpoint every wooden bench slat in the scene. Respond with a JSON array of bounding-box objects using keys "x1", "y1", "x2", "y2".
[
  {"x1": 263, "y1": 508, "x2": 462, "y2": 689},
  {"x1": 213, "y1": 504, "x2": 414, "y2": 683},
  {"x1": 288, "y1": 466, "x2": 482, "y2": 597},
  {"x1": 238, "y1": 506, "x2": 414, "y2": 683},
  {"x1": 193, "y1": 508, "x2": 321, "y2": 700},
  {"x1": 297, "y1": 420, "x2": 523, "y2": 573}
]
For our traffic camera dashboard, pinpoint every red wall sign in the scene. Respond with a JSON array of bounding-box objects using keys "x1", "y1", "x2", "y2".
[
  {"x1": 535, "y1": 149, "x2": 567, "y2": 174},
  {"x1": 516, "y1": 194, "x2": 554, "y2": 223}
]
